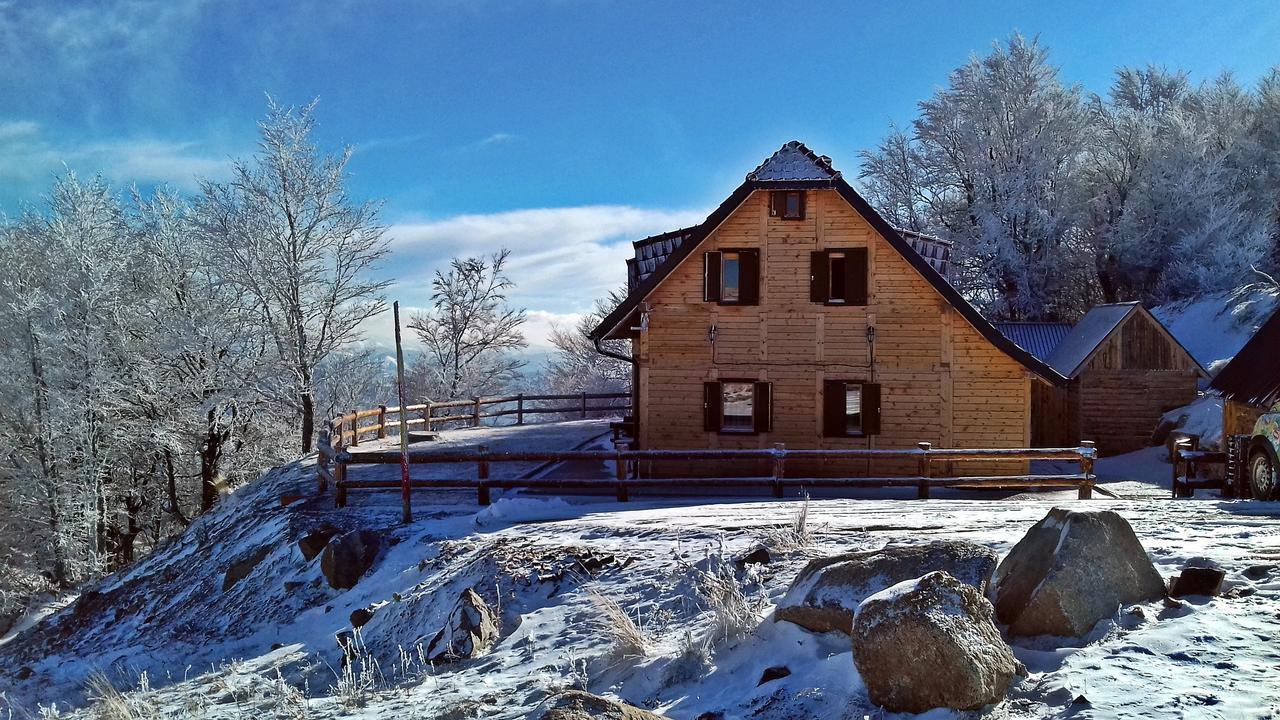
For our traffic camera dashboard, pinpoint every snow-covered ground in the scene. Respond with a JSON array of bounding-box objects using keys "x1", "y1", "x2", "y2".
[{"x1": 1, "y1": 421, "x2": 1278, "y2": 720}]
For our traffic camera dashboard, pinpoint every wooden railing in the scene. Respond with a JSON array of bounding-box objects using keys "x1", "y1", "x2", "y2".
[
  {"x1": 319, "y1": 440, "x2": 1098, "y2": 507},
  {"x1": 324, "y1": 392, "x2": 631, "y2": 449}
]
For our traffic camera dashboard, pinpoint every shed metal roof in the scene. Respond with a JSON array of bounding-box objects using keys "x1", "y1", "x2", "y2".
[
  {"x1": 1209, "y1": 306, "x2": 1280, "y2": 408},
  {"x1": 1044, "y1": 303, "x2": 1139, "y2": 377},
  {"x1": 992, "y1": 322, "x2": 1073, "y2": 363}
]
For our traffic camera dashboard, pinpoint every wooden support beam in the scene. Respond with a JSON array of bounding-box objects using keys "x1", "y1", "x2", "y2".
[
  {"x1": 477, "y1": 444, "x2": 490, "y2": 505},
  {"x1": 771, "y1": 442, "x2": 785, "y2": 498},
  {"x1": 917, "y1": 441, "x2": 932, "y2": 499}
]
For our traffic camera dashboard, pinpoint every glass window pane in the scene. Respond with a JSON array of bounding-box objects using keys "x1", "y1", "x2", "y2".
[
  {"x1": 722, "y1": 382, "x2": 754, "y2": 431},
  {"x1": 829, "y1": 253, "x2": 846, "y2": 302},
  {"x1": 722, "y1": 252, "x2": 740, "y2": 302},
  {"x1": 786, "y1": 192, "x2": 801, "y2": 218},
  {"x1": 845, "y1": 384, "x2": 862, "y2": 433}
]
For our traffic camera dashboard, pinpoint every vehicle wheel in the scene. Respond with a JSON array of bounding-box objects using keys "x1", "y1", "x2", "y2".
[{"x1": 1250, "y1": 447, "x2": 1280, "y2": 501}]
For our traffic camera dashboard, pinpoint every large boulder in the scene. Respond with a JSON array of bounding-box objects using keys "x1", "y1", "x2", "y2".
[
  {"x1": 853, "y1": 571, "x2": 1022, "y2": 713},
  {"x1": 298, "y1": 526, "x2": 339, "y2": 561},
  {"x1": 992, "y1": 508, "x2": 1165, "y2": 637},
  {"x1": 319, "y1": 530, "x2": 381, "y2": 590},
  {"x1": 775, "y1": 541, "x2": 998, "y2": 634},
  {"x1": 425, "y1": 588, "x2": 499, "y2": 662},
  {"x1": 538, "y1": 691, "x2": 668, "y2": 720}
]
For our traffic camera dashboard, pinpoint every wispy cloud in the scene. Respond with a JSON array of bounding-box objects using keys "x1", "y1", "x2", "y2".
[
  {"x1": 477, "y1": 132, "x2": 516, "y2": 147},
  {"x1": 0, "y1": 119, "x2": 234, "y2": 198}
]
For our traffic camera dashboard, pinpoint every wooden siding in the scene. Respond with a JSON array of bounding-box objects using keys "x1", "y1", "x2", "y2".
[
  {"x1": 1224, "y1": 398, "x2": 1265, "y2": 437},
  {"x1": 635, "y1": 189, "x2": 1030, "y2": 477}
]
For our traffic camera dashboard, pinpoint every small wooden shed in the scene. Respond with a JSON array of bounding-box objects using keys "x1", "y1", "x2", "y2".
[{"x1": 999, "y1": 303, "x2": 1208, "y2": 456}]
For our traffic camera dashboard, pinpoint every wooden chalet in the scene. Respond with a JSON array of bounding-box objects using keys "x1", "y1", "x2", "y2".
[
  {"x1": 997, "y1": 303, "x2": 1208, "y2": 456},
  {"x1": 591, "y1": 141, "x2": 1068, "y2": 476},
  {"x1": 1209, "y1": 305, "x2": 1280, "y2": 437}
]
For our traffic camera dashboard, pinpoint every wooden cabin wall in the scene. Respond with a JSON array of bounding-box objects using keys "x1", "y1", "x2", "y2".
[
  {"x1": 634, "y1": 189, "x2": 1030, "y2": 478},
  {"x1": 1076, "y1": 310, "x2": 1201, "y2": 456},
  {"x1": 1031, "y1": 380, "x2": 1080, "y2": 448},
  {"x1": 1223, "y1": 398, "x2": 1265, "y2": 437}
]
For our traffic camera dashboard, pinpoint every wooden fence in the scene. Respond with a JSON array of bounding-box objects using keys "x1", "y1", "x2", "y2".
[
  {"x1": 317, "y1": 439, "x2": 1098, "y2": 507},
  {"x1": 324, "y1": 392, "x2": 631, "y2": 449}
]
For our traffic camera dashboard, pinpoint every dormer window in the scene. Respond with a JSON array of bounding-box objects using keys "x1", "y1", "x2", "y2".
[{"x1": 769, "y1": 191, "x2": 805, "y2": 220}]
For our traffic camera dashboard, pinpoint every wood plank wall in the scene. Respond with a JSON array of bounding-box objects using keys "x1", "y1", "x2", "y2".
[{"x1": 634, "y1": 189, "x2": 1031, "y2": 477}]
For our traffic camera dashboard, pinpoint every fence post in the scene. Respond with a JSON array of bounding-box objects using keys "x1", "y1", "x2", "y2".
[
  {"x1": 581, "y1": 391, "x2": 588, "y2": 419},
  {"x1": 1171, "y1": 438, "x2": 1188, "y2": 498},
  {"x1": 348, "y1": 410, "x2": 359, "y2": 447},
  {"x1": 517, "y1": 393, "x2": 525, "y2": 425},
  {"x1": 916, "y1": 441, "x2": 932, "y2": 499},
  {"x1": 473, "y1": 397, "x2": 482, "y2": 427},
  {"x1": 476, "y1": 444, "x2": 490, "y2": 506},
  {"x1": 376, "y1": 405, "x2": 387, "y2": 439},
  {"x1": 614, "y1": 440, "x2": 629, "y2": 502},
  {"x1": 1079, "y1": 440, "x2": 1096, "y2": 500},
  {"x1": 772, "y1": 442, "x2": 785, "y2": 498},
  {"x1": 334, "y1": 461, "x2": 347, "y2": 508},
  {"x1": 317, "y1": 432, "x2": 330, "y2": 492},
  {"x1": 423, "y1": 401, "x2": 433, "y2": 431}
]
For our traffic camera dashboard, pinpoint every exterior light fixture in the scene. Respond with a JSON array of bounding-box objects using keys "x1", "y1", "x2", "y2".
[
  {"x1": 708, "y1": 324, "x2": 718, "y2": 343},
  {"x1": 866, "y1": 325, "x2": 876, "y2": 344}
]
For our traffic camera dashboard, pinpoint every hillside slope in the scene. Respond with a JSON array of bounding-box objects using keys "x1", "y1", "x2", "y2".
[{"x1": 1, "y1": 425, "x2": 1278, "y2": 719}]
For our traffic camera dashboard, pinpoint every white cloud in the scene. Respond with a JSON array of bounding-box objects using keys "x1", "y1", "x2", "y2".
[
  {"x1": 0, "y1": 120, "x2": 233, "y2": 194},
  {"x1": 478, "y1": 132, "x2": 516, "y2": 147},
  {"x1": 386, "y1": 204, "x2": 706, "y2": 314}
]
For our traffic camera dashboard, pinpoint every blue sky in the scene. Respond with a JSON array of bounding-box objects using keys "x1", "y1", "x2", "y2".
[{"x1": 2, "y1": 1, "x2": 1278, "y2": 349}]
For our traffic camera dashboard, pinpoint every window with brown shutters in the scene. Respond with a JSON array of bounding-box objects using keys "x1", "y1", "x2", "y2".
[
  {"x1": 769, "y1": 190, "x2": 805, "y2": 220},
  {"x1": 822, "y1": 380, "x2": 880, "y2": 436},
  {"x1": 704, "y1": 379, "x2": 772, "y2": 434},
  {"x1": 704, "y1": 250, "x2": 759, "y2": 306},
  {"x1": 810, "y1": 248, "x2": 867, "y2": 305}
]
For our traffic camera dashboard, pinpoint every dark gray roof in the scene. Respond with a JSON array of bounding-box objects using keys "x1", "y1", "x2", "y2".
[
  {"x1": 1044, "y1": 303, "x2": 1139, "y2": 377},
  {"x1": 896, "y1": 227, "x2": 953, "y2": 277},
  {"x1": 1210, "y1": 306, "x2": 1280, "y2": 407},
  {"x1": 626, "y1": 227, "x2": 698, "y2": 291},
  {"x1": 746, "y1": 140, "x2": 840, "y2": 182},
  {"x1": 993, "y1": 322, "x2": 1073, "y2": 363}
]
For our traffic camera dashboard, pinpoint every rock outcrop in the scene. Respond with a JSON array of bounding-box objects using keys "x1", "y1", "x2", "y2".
[
  {"x1": 852, "y1": 571, "x2": 1022, "y2": 713},
  {"x1": 425, "y1": 588, "x2": 499, "y2": 662},
  {"x1": 298, "y1": 527, "x2": 338, "y2": 561},
  {"x1": 775, "y1": 541, "x2": 997, "y2": 634},
  {"x1": 538, "y1": 691, "x2": 668, "y2": 720},
  {"x1": 222, "y1": 546, "x2": 270, "y2": 592},
  {"x1": 992, "y1": 508, "x2": 1165, "y2": 637},
  {"x1": 319, "y1": 530, "x2": 381, "y2": 590}
]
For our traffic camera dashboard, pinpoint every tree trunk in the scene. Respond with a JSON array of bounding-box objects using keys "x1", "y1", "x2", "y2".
[
  {"x1": 163, "y1": 449, "x2": 188, "y2": 525},
  {"x1": 201, "y1": 407, "x2": 227, "y2": 512},
  {"x1": 300, "y1": 389, "x2": 315, "y2": 454}
]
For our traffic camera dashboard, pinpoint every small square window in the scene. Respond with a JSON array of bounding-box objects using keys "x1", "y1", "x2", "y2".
[
  {"x1": 721, "y1": 382, "x2": 754, "y2": 432},
  {"x1": 770, "y1": 191, "x2": 805, "y2": 220}
]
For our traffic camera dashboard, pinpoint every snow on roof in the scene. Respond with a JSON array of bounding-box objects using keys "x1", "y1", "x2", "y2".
[
  {"x1": 1209, "y1": 305, "x2": 1280, "y2": 408},
  {"x1": 1044, "y1": 303, "x2": 1139, "y2": 378},
  {"x1": 745, "y1": 140, "x2": 840, "y2": 182},
  {"x1": 993, "y1": 321, "x2": 1073, "y2": 363}
]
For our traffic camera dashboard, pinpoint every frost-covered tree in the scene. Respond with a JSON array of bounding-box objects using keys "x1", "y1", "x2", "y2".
[
  {"x1": 408, "y1": 249, "x2": 527, "y2": 400},
  {"x1": 861, "y1": 34, "x2": 1090, "y2": 319},
  {"x1": 196, "y1": 99, "x2": 391, "y2": 453},
  {"x1": 542, "y1": 286, "x2": 630, "y2": 394}
]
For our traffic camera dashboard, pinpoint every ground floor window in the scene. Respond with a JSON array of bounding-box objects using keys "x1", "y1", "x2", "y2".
[
  {"x1": 704, "y1": 380, "x2": 772, "y2": 434},
  {"x1": 823, "y1": 380, "x2": 881, "y2": 437}
]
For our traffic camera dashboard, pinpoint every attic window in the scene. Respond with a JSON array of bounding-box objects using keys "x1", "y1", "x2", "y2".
[{"x1": 770, "y1": 191, "x2": 805, "y2": 220}]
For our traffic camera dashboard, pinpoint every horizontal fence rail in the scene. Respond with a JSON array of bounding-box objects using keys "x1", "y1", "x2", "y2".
[{"x1": 319, "y1": 438, "x2": 1098, "y2": 507}]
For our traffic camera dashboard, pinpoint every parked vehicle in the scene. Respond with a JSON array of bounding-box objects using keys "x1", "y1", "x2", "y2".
[{"x1": 1249, "y1": 400, "x2": 1280, "y2": 500}]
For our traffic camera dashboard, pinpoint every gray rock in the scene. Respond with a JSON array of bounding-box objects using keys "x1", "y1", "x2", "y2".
[
  {"x1": 992, "y1": 508, "x2": 1166, "y2": 637},
  {"x1": 853, "y1": 571, "x2": 1022, "y2": 713},
  {"x1": 1169, "y1": 567, "x2": 1225, "y2": 597},
  {"x1": 425, "y1": 588, "x2": 499, "y2": 662},
  {"x1": 350, "y1": 607, "x2": 374, "y2": 628},
  {"x1": 775, "y1": 541, "x2": 998, "y2": 634},
  {"x1": 319, "y1": 530, "x2": 381, "y2": 590},
  {"x1": 538, "y1": 691, "x2": 668, "y2": 720},
  {"x1": 298, "y1": 527, "x2": 338, "y2": 561},
  {"x1": 222, "y1": 546, "x2": 270, "y2": 592}
]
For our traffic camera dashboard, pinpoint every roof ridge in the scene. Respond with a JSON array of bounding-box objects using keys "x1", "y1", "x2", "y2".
[{"x1": 745, "y1": 140, "x2": 841, "y2": 183}]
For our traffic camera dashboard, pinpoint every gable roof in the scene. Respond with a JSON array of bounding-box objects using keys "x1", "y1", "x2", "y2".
[
  {"x1": 590, "y1": 140, "x2": 1068, "y2": 386},
  {"x1": 1040, "y1": 302, "x2": 1210, "y2": 379},
  {"x1": 993, "y1": 322, "x2": 1072, "y2": 363},
  {"x1": 1209, "y1": 305, "x2": 1280, "y2": 408}
]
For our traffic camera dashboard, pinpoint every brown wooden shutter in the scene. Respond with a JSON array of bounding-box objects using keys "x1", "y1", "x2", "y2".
[
  {"x1": 739, "y1": 250, "x2": 760, "y2": 305},
  {"x1": 753, "y1": 382, "x2": 772, "y2": 433},
  {"x1": 796, "y1": 191, "x2": 807, "y2": 219},
  {"x1": 703, "y1": 252, "x2": 721, "y2": 303},
  {"x1": 810, "y1": 251, "x2": 829, "y2": 303},
  {"x1": 703, "y1": 381, "x2": 721, "y2": 432},
  {"x1": 862, "y1": 382, "x2": 881, "y2": 435},
  {"x1": 822, "y1": 379, "x2": 846, "y2": 437},
  {"x1": 848, "y1": 248, "x2": 868, "y2": 305}
]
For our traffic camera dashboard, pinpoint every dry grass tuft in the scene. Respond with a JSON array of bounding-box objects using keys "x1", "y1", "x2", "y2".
[{"x1": 586, "y1": 586, "x2": 650, "y2": 658}]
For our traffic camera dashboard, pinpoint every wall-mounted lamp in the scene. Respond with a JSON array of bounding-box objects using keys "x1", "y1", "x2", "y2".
[
  {"x1": 708, "y1": 324, "x2": 718, "y2": 343},
  {"x1": 866, "y1": 325, "x2": 876, "y2": 344}
]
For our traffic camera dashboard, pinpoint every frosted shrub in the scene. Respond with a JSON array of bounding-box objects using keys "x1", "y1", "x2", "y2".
[
  {"x1": 587, "y1": 586, "x2": 650, "y2": 659},
  {"x1": 758, "y1": 493, "x2": 814, "y2": 554}
]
